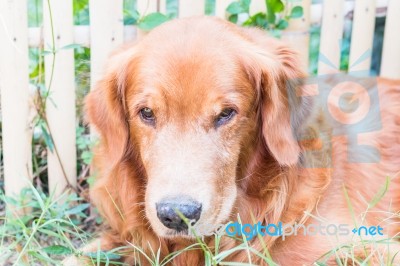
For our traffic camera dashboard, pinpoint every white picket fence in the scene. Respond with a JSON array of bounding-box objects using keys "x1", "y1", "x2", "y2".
[{"x1": 0, "y1": 0, "x2": 399, "y2": 197}]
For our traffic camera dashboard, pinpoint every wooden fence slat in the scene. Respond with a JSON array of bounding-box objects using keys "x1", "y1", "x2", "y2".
[
  {"x1": 27, "y1": 2, "x2": 392, "y2": 47},
  {"x1": 349, "y1": 0, "x2": 376, "y2": 73},
  {"x1": 318, "y1": 0, "x2": 345, "y2": 75},
  {"x1": 89, "y1": 0, "x2": 124, "y2": 89},
  {"x1": 29, "y1": 25, "x2": 136, "y2": 49},
  {"x1": 0, "y1": 0, "x2": 32, "y2": 196},
  {"x1": 215, "y1": 0, "x2": 232, "y2": 18},
  {"x1": 282, "y1": 0, "x2": 311, "y2": 70},
  {"x1": 250, "y1": 0, "x2": 265, "y2": 15},
  {"x1": 380, "y1": 0, "x2": 400, "y2": 79},
  {"x1": 159, "y1": 0, "x2": 167, "y2": 14},
  {"x1": 179, "y1": 0, "x2": 205, "y2": 18},
  {"x1": 137, "y1": 0, "x2": 158, "y2": 15},
  {"x1": 43, "y1": 0, "x2": 77, "y2": 196}
]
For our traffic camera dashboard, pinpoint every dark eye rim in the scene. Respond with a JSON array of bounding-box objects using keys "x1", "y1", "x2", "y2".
[
  {"x1": 139, "y1": 107, "x2": 156, "y2": 124},
  {"x1": 215, "y1": 108, "x2": 237, "y2": 127}
]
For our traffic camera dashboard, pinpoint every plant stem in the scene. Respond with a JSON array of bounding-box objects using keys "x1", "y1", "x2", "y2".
[{"x1": 32, "y1": 0, "x2": 76, "y2": 192}]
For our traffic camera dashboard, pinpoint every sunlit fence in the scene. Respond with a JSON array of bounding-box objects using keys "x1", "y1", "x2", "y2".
[{"x1": 0, "y1": 0, "x2": 399, "y2": 198}]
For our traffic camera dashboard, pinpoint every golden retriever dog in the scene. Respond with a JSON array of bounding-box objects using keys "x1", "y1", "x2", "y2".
[{"x1": 67, "y1": 17, "x2": 400, "y2": 265}]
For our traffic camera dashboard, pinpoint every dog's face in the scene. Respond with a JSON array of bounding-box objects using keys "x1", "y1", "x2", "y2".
[
  {"x1": 87, "y1": 17, "x2": 309, "y2": 238},
  {"x1": 127, "y1": 39, "x2": 259, "y2": 237}
]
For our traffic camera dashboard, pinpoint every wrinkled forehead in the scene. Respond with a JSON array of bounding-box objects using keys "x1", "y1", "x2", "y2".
[{"x1": 126, "y1": 45, "x2": 256, "y2": 119}]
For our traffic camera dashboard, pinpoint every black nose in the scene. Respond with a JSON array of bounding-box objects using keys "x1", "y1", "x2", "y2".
[{"x1": 156, "y1": 197, "x2": 202, "y2": 231}]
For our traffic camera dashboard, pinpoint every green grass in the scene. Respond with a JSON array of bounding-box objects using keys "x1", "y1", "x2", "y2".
[
  {"x1": 1, "y1": 183, "x2": 399, "y2": 265},
  {"x1": 0, "y1": 186, "x2": 95, "y2": 265}
]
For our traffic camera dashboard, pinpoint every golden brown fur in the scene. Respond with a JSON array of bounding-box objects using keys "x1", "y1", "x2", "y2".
[{"x1": 78, "y1": 17, "x2": 400, "y2": 265}]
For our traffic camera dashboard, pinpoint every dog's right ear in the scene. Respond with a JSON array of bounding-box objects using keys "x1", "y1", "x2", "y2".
[
  {"x1": 239, "y1": 28, "x2": 311, "y2": 167},
  {"x1": 85, "y1": 47, "x2": 136, "y2": 165}
]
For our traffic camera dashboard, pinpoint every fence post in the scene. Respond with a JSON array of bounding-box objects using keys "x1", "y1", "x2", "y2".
[
  {"x1": 43, "y1": 0, "x2": 77, "y2": 196},
  {"x1": 179, "y1": 0, "x2": 205, "y2": 17},
  {"x1": 137, "y1": 0, "x2": 158, "y2": 15},
  {"x1": 215, "y1": 0, "x2": 231, "y2": 18},
  {"x1": 318, "y1": 0, "x2": 345, "y2": 75},
  {"x1": 0, "y1": 0, "x2": 32, "y2": 197},
  {"x1": 380, "y1": 0, "x2": 400, "y2": 79},
  {"x1": 159, "y1": 0, "x2": 167, "y2": 14},
  {"x1": 250, "y1": 0, "x2": 265, "y2": 15},
  {"x1": 89, "y1": 0, "x2": 124, "y2": 89},
  {"x1": 349, "y1": 0, "x2": 376, "y2": 73},
  {"x1": 282, "y1": 0, "x2": 311, "y2": 70}
]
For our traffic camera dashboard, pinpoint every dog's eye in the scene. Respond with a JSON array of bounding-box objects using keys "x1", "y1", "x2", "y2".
[
  {"x1": 140, "y1": 107, "x2": 155, "y2": 123},
  {"x1": 215, "y1": 108, "x2": 236, "y2": 127}
]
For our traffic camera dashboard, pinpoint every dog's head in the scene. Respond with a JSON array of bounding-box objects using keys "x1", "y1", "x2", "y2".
[{"x1": 86, "y1": 17, "x2": 311, "y2": 238}]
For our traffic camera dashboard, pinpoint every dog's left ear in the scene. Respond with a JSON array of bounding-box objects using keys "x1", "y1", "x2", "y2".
[{"x1": 242, "y1": 30, "x2": 312, "y2": 166}]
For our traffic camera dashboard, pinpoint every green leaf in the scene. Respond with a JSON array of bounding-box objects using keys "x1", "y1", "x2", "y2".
[
  {"x1": 42, "y1": 49, "x2": 54, "y2": 56},
  {"x1": 40, "y1": 124, "x2": 54, "y2": 152},
  {"x1": 265, "y1": 0, "x2": 284, "y2": 24},
  {"x1": 138, "y1": 13, "x2": 169, "y2": 31},
  {"x1": 60, "y1": 43, "x2": 81, "y2": 50},
  {"x1": 28, "y1": 251, "x2": 57, "y2": 264},
  {"x1": 87, "y1": 175, "x2": 96, "y2": 187},
  {"x1": 29, "y1": 63, "x2": 42, "y2": 79},
  {"x1": 226, "y1": 2, "x2": 243, "y2": 14},
  {"x1": 124, "y1": 9, "x2": 140, "y2": 25},
  {"x1": 85, "y1": 251, "x2": 121, "y2": 260},
  {"x1": 43, "y1": 245, "x2": 72, "y2": 255},
  {"x1": 226, "y1": 0, "x2": 250, "y2": 15},
  {"x1": 290, "y1": 6, "x2": 303, "y2": 18},
  {"x1": 3, "y1": 195, "x2": 18, "y2": 206},
  {"x1": 272, "y1": 0, "x2": 284, "y2": 13},
  {"x1": 95, "y1": 216, "x2": 103, "y2": 225},
  {"x1": 276, "y1": 19, "x2": 288, "y2": 30},
  {"x1": 269, "y1": 29, "x2": 282, "y2": 38},
  {"x1": 73, "y1": 0, "x2": 89, "y2": 25},
  {"x1": 228, "y1": 14, "x2": 238, "y2": 23},
  {"x1": 369, "y1": 176, "x2": 390, "y2": 208},
  {"x1": 241, "y1": 0, "x2": 251, "y2": 12},
  {"x1": 244, "y1": 12, "x2": 268, "y2": 28},
  {"x1": 81, "y1": 150, "x2": 93, "y2": 164},
  {"x1": 65, "y1": 203, "x2": 90, "y2": 215}
]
